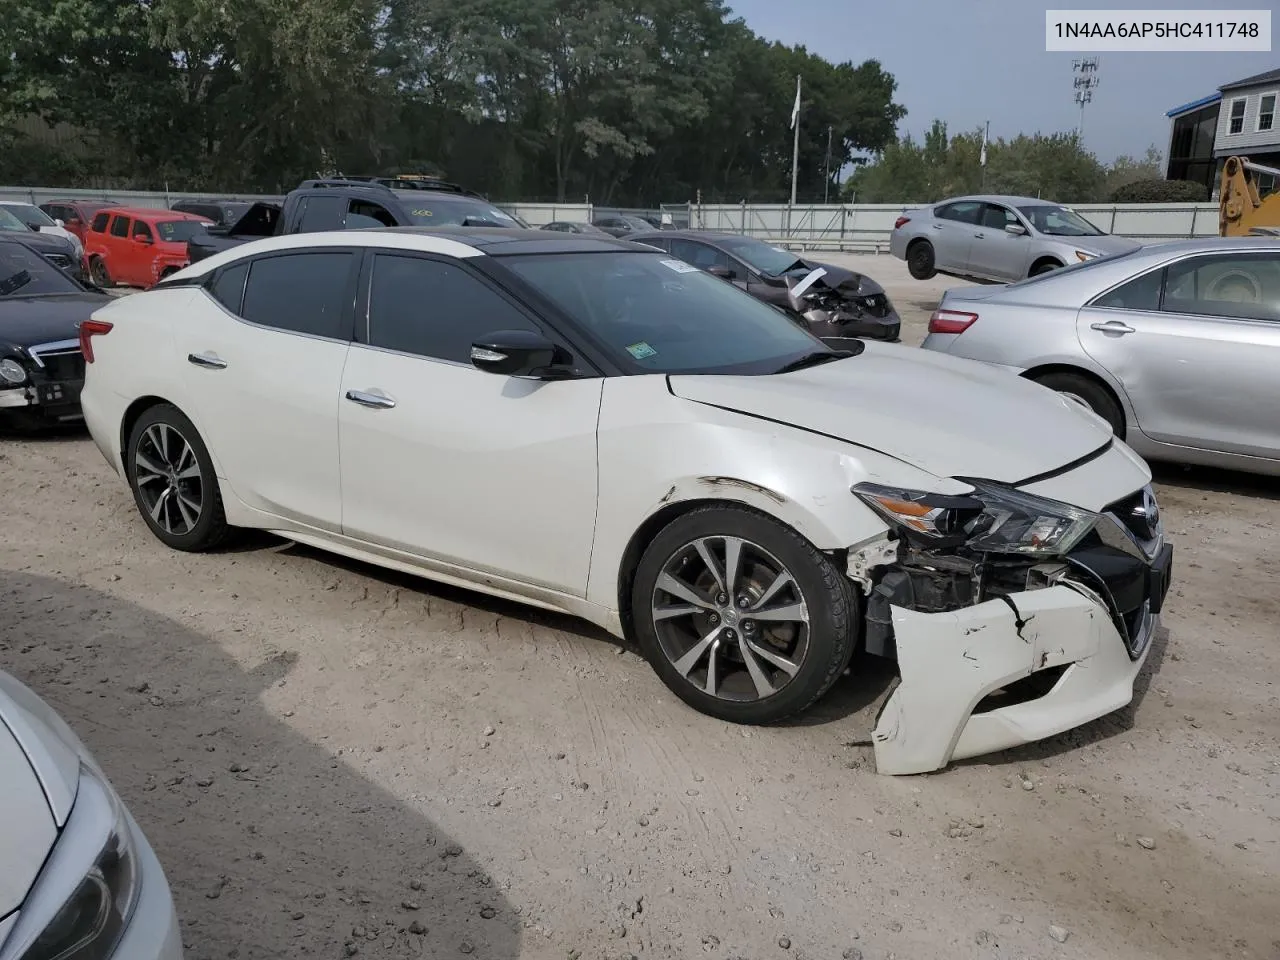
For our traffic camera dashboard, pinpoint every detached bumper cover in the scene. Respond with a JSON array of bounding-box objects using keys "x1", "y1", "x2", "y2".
[{"x1": 872, "y1": 583, "x2": 1154, "y2": 775}]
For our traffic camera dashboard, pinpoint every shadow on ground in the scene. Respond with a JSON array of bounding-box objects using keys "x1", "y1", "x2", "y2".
[{"x1": 0, "y1": 572, "x2": 521, "y2": 960}]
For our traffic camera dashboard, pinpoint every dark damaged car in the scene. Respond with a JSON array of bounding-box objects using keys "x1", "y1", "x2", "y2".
[
  {"x1": 0, "y1": 239, "x2": 109, "y2": 430},
  {"x1": 630, "y1": 229, "x2": 901, "y2": 343}
]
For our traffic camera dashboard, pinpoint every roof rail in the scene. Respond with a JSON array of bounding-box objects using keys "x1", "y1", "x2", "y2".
[{"x1": 297, "y1": 178, "x2": 397, "y2": 194}]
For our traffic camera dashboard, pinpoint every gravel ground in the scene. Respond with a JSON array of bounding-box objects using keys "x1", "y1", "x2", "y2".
[{"x1": 1, "y1": 255, "x2": 1276, "y2": 960}]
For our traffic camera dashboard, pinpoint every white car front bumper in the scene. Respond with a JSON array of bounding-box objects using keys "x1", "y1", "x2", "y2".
[{"x1": 872, "y1": 582, "x2": 1153, "y2": 776}]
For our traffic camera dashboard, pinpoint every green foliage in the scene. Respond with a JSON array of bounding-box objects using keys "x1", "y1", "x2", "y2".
[
  {"x1": 846, "y1": 123, "x2": 1168, "y2": 205},
  {"x1": 1111, "y1": 178, "x2": 1207, "y2": 203},
  {"x1": 0, "y1": 0, "x2": 906, "y2": 202}
]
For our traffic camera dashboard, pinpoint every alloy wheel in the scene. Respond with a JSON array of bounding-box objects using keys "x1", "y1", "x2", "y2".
[
  {"x1": 133, "y1": 422, "x2": 205, "y2": 536},
  {"x1": 650, "y1": 535, "x2": 810, "y2": 702}
]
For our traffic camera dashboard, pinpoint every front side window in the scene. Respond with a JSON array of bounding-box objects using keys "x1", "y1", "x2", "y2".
[
  {"x1": 981, "y1": 204, "x2": 1018, "y2": 230},
  {"x1": 0, "y1": 243, "x2": 81, "y2": 297},
  {"x1": 0, "y1": 208, "x2": 30, "y2": 233},
  {"x1": 3, "y1": 203, "x2": 55, "y2": 229},
  {"x1": 1162, "y1": 253, "x2": 1280, "y2": 323},
  {"x1": 91, "y1": 211, "x2": 111, "y2": 233},
  {"x1": 668, "y1": 239, "x2": 731, "y2": 273},
  {"x1": 109, "y1": 215, "x2": 130, "y2": 238},
  {"x1": 1016, "y1": 204, "x2": 1103, "y2": 237},
  {"x1": 366, "y1": 254, "x2": 540, "y2": 363},
  {"x1": 240, "y1": 251, "x2": 356, "y2": 339},
  {"x1": 132, "y1": 220, "x2": 153, "y2": 241},
  {"x1": 1229, "y1": 98, "x2": 1247, "y2": 135},
  {"x1": 714, "y1": 236, "x2": 803, "y2": 277},
  {"x1": 347, "y1": 200, "x2": 396, "y2": 228},
  {"x1": 502, "y1": 251, "x2": 827, "y2": 375},
  {"x1": 295, "y1": 195, "x2": 346, "y2": 233}
]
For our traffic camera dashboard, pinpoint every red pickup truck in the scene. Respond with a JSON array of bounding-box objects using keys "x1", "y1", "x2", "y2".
[{"x1": 84, "y1": 207, "x2": 213, "y2": 289}]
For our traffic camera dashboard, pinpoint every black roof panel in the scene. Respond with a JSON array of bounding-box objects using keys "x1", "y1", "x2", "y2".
[{"x1": 356, "y1": 225, "x2": 654, "y2": 255}]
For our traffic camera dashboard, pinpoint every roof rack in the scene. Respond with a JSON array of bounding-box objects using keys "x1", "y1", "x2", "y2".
[
  {"x1": 297, "y1": 178, "x2": 397, "y2": 195},
  {"x1": 343, "y1": 174, "x2": 483, "y2": 197}
]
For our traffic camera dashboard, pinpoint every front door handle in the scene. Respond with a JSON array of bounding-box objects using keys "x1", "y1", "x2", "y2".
[
  {"x1": 188, "y1": 352, "x2": 227, "y2": 369},
  {"x1": 1090, "y1": 320, "x2": 1136, "y2": 335},
  {"x1": 931, "y1": 224, "x2": 943, "y2": 230},
  {"x1": 345, "y1": 389, "x2": 396, "y2": 409}
]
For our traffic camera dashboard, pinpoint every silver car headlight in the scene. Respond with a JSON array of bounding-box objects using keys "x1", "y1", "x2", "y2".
[
  {"x1": 853, "y1": 481, "x2": 1098, "y2": 557},
  {"x1": 1, "y1": 764, "x2": 141, "y2": 960}
]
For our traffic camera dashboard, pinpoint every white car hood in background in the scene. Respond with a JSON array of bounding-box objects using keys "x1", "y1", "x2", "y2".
[
  {"x1": 668, "y1": 342, "x2": 1113, "y2": 484},
  {"x1": 0, "y1": 718, "x2": 57, "y2": 918}
]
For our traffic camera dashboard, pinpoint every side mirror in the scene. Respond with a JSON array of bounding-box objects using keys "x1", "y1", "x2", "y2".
[
  {"x1": 470, "y1": 330, "x2": 573, "y2": 379},
  {"x1": 1005, "y1": 223, "x2": 1027, "y2": 236},
  {"x1": 65, "y1": 218, "x2": 80, "y2": 226},
  {"x1": 54, "y1": 218, "x2": 66, "y2": 228},
  {"x1": 706, "y1": 265, "x2": 734, "y2": 280},
  {"x1": 136, "y1": 235, "x2": 153, "y2": 245}
]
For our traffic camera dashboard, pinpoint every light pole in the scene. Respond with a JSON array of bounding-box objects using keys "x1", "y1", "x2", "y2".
[{"x1": 823, "y1": 125, "x2": 833, "y2": 204}]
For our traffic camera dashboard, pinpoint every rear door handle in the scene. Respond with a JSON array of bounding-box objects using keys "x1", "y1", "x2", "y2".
[
  {"x1": 1090, "y1": 320, "x2": 1136, "y2": 335},
  {"x1": 188, "y1": 352, "x2": 227, "y2": 369},
  {"x1": 345, "y1": 389, "x2": 396, "y2": 409}
]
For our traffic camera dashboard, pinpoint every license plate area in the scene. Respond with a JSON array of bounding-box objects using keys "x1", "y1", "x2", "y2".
[{"x1": 38, "y1": 382, "x2": 81, "y2": 405}]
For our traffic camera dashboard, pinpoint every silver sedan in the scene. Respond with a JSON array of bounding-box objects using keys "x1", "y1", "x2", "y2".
[
  {"x1": 920, "y1": 236, "x2": 1280, "y2": 476},
  {"x1": 890, "y1": 194, "x2": 1141, "y2": 283}
]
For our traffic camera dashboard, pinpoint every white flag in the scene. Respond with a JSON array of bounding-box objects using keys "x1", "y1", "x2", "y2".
[
  {"x1": 980, "y1": 126, "x2": 988, "y2": 167},
  {"x1": 790, "y1": 78, "x2": 801, "y2": 130}
]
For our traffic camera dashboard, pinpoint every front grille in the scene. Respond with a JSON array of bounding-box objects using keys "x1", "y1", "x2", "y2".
[{"x1": 29, "y1": 343, "x2": 86, "y2": 383}]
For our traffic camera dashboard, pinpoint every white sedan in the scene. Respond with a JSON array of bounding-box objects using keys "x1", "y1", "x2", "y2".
[
  {"x1": 0, "y1": 669, "x2": 182, "y2": 959},
  {"x1": 79, "y1": 227, "x2": 1173, "y2": 775}
]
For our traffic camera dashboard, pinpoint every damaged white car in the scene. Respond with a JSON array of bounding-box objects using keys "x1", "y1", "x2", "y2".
[{"x1": 80, "y1": 229, "x2": 1172, "y2": 775}]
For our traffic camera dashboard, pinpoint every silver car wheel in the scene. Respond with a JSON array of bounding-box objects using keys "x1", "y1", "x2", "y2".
[
  {"x1": 650, "y1": 535, "x2": 810, "y2": 702},
  {"x1": 132, "y1": 423, "x2": 205, "y2": 536}
]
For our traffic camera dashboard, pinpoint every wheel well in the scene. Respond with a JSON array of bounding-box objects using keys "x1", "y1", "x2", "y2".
[
  {"x1": 613, "y1": 497, "x2": 848, "y2": 643},
  {"x1": 119, "y1": 396, "x2": 173, "y2": 459},
  {"x1": 1029, "y1": 256, "x2": 1064, "y2": 274},
  {"x1": 1021, "y1": 364, "x2": 1126, "y2": 437},
  {"x1": 159, "y1": 266, "x2": 179, "y2": 277},
  {"x1": 906, "y1": 237, "x2": 931, "y2": 254}
]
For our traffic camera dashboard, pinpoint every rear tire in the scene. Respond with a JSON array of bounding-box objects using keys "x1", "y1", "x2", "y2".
[
  {"x1": 1032, "y1": 372, "x2": 1124, "y2": 436},
  {"x1": 631, "y1": 506, "x2": 855, "y2": 725},
  {"x1": 126, "y1": 404, "x2": 231, "y2": 551},
  {"x1": 906, "y1": 240, "x2": 936, "y2": 280}
]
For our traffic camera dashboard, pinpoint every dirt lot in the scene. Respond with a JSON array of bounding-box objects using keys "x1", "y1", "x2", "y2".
[{"x1": 1, "y1": 255, "x2": 1277, "y2": 960}]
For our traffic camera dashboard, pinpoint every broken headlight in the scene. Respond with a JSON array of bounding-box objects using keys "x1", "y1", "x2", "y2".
[{"x1": 853, "y1": 481, "x2": 1097, "y2": 557}]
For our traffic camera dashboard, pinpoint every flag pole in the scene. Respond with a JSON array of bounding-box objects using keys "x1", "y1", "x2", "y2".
[
  {"x1": 790, "y1": 74, "x2": 801, "y2": 207},
  {"x1": 980, "y1": 119, "x2": 990, "y2": 190}
]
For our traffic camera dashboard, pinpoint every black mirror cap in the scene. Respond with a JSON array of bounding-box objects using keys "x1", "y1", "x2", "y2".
[
  {"x1": 706, "y1": 265, "x2": 733, "y2": 279},
  {"x1": 470, "y1": 329, "x2": 573, "y2": 378}
]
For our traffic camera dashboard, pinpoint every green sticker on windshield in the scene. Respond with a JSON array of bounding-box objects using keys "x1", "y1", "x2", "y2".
[{"x1": 626, "y1": 341, "x2": 658, "y2": 360}]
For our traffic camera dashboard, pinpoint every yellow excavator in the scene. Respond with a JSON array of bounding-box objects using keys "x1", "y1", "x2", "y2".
[{"x1": 1219, "y1": 155, "x2": 1280, "y2": 236}]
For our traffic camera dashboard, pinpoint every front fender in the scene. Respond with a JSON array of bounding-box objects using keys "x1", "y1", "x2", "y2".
[{"x1": 585, "y1": 375, "x2": 960, "y2": 613}]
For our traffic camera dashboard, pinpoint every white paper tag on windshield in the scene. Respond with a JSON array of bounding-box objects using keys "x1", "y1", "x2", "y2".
[
  {"x1": 660, "y1": 259, "x2": 700, "y2": 274},
  {"x1": 791, "y1": 267, "x2": 827, "y2": 298}
]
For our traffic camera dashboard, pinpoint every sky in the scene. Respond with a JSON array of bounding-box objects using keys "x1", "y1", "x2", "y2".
[{"x1": 726, "y1": 0, "x2": 1279, "y2": 162}]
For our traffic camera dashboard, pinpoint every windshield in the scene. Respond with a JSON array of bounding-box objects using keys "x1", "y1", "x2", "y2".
[
  {"x1": 155, "y1": 220, "x2": 209, "y2": 242},
  {"x1": 0, "y1": 208, "x2": 31, "y2": 233},
  {"x1": 1017, "y1": 204, "x2": 1105, "y2": 237},
  {"x1": 713, "y1": 236, "x2": 804, "y2": 277},
  {"x1": 1003, "y1": 247, "x2": 1144, "y2": 288},
  {"x1": 397, "y1": 196, "x2": 525, "y2": 229},
  {"x1": 502, "y1": 251, "x2": 833, "y2": 375},
  {"x1": 3, "y1": 203, "x2": 55, "y2": 228},
  {"x1": 0, "y1": 242, "x2": 81, "y2": 296}
]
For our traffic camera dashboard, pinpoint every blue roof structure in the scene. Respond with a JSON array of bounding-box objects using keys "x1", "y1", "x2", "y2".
[{"x1": 1166, "y1": 92, "x2": 1222, "y2": 118}]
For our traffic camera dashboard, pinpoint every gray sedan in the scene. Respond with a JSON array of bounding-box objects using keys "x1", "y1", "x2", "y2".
[
  {"x1": 920, "y1": 237, "x2": 1280, "y2": 476},
  {"x1": 890, "y1": 194, "x2": 1141, "y2": 283}
]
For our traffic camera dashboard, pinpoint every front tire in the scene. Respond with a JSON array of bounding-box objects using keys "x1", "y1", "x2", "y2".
[
  {"x1": 1032, "y1": 372, "x2": 1124, "y2": 436},
  {"x1": 906, "y1": 240, "x2": 936, "y2": 280},
  {"x1": 1029, "y1": 259, "x2": 1062, "y2": 277},
  {"x1": 631, "y1": 506, "x2": 855, "y2": 724},
  {"x1": 89, "y1": 257, "x2": 112, "y2": 288},
  {"x1": 126, "y1": 404, "x2": 231, "y2": 551}
]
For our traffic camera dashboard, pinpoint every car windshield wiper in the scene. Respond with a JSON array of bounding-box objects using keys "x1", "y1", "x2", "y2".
[{"x1": 772, "y1": 349, "x2": 853, "y2": 375}]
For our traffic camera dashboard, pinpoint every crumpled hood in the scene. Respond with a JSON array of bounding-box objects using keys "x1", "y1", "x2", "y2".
[{"x1": 668, "y1": 341, "x2": 1113, "y2": 484}]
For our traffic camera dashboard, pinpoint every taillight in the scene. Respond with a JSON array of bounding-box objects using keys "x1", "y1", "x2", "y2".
[
  {"x1": 78, "y1": 319, "x2": 113, "y2": 363},
  {"x1": 893, "y1": 216, "x2": 910, "y2": 230},
  {"x1": 928, "y1": 309, "x2": 978, "y2": 334}
]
